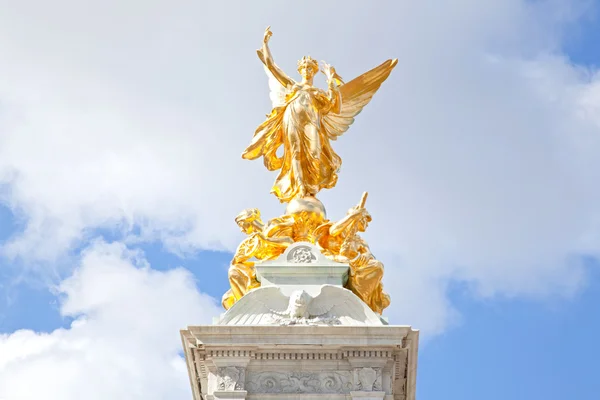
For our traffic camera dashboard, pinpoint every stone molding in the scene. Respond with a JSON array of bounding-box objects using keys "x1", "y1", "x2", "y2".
[
  {"x1": 212, "y1": 390, "x2": 247, "y2": 400},
  {"x1": 203, "y1": 349, "x2": 396, "y2": 362},
  {"x1": 350, "y1": 390, "x2": 386, "y2": 400}
]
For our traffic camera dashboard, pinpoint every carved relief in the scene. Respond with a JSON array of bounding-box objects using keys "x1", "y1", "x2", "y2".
[
  {"x1": 217, "y1": 366, "x2": 245, "y2": 391},
  {"x1": 246, "y1": 371, "x2": 353, "y2": 394},
  {"x1": 354, "y1": 367, "x2": 382, "y2": 392},
  {"x1": 267, "y1": 314, "x2": 342, "y2": 326},
  {"x1": 287, "y1": 245, "x2": 317, "y2": 263},
  {"x1": 252, "y1": 288, "x2": 347, "y2": 325}
]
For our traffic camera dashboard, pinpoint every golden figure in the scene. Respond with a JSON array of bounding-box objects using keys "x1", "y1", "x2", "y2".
[
  {"x1": 243, "y1": 27, "x2": 398, "y2": 203},
  {"x1": 222, "y1": 209, "x2": 295, "y2": 310},
  {"x1": 222, "y1": 28, "x2": 395, "y2": 314},
  {"x1": 314, "y1": 193, "x2": 391, "y2": 314}
]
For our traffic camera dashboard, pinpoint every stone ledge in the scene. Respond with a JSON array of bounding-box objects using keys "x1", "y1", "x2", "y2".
[
  {"x1": 212, "y1": 390, "x2": 248, "y2": 400},
  {"x1": 185, "y1": 325, "x2": 416, "y2": 346},
  {"x1": 350, "y1": 391, "x2": 386, "y2": 400}
]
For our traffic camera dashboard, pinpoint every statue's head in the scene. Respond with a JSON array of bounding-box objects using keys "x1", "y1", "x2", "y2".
[
  {"x1": 297, "y1": 56, "x2": 319, "y2": 80},
  {"x1": 287, "y1": 290, "x2": 312, "y2": 318},
  {"x1": 348, "y1": 207, "x2": 372, "y2": 233},
  {"x1": 235, "y1": 208, "x2": 261, "y2": 234}
]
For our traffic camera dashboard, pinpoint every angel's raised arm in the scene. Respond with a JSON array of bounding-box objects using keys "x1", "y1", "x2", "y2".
[{"x1": 257, "y1": 27, "x2": 294, "y2": 88}]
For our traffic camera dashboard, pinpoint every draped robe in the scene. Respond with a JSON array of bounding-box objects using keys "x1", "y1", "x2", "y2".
[
  {"x1": 243, "y1": 83, "x2": 342, "y2": 203},
  {"x1": 242, "y1": 58, "x2": 398, "y2": 203}
]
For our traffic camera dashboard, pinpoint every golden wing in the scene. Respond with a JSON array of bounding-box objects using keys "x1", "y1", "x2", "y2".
[{"x1": 322, "y1": 59, "x2": 398, "y2": 139}]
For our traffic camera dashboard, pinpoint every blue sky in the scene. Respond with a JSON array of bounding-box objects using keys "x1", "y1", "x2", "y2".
[
  {"x1": 2, "y1": 216, "x2": 599, "y2": 399},
  {"x1": 1, "y1": 1, "x2": 600, "y2": 399}
]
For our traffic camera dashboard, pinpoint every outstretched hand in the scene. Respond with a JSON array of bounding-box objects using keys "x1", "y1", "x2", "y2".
[
  {"x1": 321, "y1": 61, "x2": 334, "y2": 80},
  {"x1": 263, "y1": 26, "x2": 273, "y2": 44}
]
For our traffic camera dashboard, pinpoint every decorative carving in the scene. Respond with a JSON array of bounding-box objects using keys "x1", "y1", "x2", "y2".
[
  {"x1": 268, "y1": 314, "x2": 342, "y2": 326},
  {"x1": 254, "y1": 351, "x2": 343, "y2": 360},
  {"x1": 354, "y1": 367, "x2": 382, "y2": 392},
  {"x1": 246, "y1": 371, "x2": 353, "y2": 394},
  {"x1": 285, "y1": 290, "x2": 311, "y2": 318},
  {"x1": 219, "y1": 285, "x2": 388, "y2": 327},
  {"x1": 217, "y1": 366, "x2": 245, "y2": 391},
  {"x1": 374, "y1": 372, "x2": 383, "y2": 392},
  {"x1": 260, "y1": 289, "x2": 345, "y2": 325},
  {"x1": 287, "y1": 245, "x2": 317, "y2": 263}
]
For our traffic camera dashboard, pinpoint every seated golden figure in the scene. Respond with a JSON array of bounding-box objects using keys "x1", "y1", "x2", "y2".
[
  {"x1": 222, "y1": 209, "x2": 294, "y2": 310},
  {"x1": 314, "y1": 193, "x2": 391, "y2": 314}
]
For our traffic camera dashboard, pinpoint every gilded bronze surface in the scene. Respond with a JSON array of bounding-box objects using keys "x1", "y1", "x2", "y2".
[
  {"x1": 243, "y1": 27, "x2": 397, "y2": 203},
  {"x1": 223, "y1": 28, "x2": 395, "y2": 314},
  {"x1": 222, "y1": 209, "x2": 295, "y2": 310},
  {"x1": 314, "y1": 193, "x2": 390, "y2": 314}
]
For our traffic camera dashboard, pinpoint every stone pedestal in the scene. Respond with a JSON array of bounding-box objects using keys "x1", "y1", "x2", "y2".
[
  {"x1": 181, "y1": 325, "x2": 418, "y2": 400},
  {"x1": 181, "y1": 243, "x2": 419, "y2": 400},
  {"x1": 256, "y1": 242, "x2": 349, "y2": 296}
]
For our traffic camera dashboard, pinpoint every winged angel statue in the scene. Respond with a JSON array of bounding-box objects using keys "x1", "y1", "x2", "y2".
[{"x1": 243, "y1": 27, "x2": 398, "y2": 203}]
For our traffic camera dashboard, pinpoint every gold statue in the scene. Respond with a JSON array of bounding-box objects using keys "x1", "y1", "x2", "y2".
[
  {"x1": 222, "y1": 209, "x2": 295, "y2": 310},
  {"x1": 222, "y1": 28, "x2": 395, "y2": 314},
  {"x1": 314, "y1": 193, "x2": 390, "y2": 314},
  {"x1": 243, "y1": 27, "x2": 397, "y2": 203}
]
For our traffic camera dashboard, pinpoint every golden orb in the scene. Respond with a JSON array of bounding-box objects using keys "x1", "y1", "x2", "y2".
[
  {"x1": 285, "y1": 196, "x2": 326, "y2": 219},
  {"x1": 285, "y1": 196, "x2": 327, "y2": 243}
]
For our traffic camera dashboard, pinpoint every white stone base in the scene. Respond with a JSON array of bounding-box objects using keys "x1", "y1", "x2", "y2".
[
  {"x1": 213, "y1": 390, "x2": 248, "y2": 400},
  {"x1": 181, "y1": 325, "x2": 419, "y2": 400},
  {"x1": 183, "y1": 243, "x2": 419, "y2": 399},
  {"x1": 255, "y1": 242, "x2": 349, "y2": 296},
  {"x1": 350, "y1": 391, "x2": 386, "y2": 399}
]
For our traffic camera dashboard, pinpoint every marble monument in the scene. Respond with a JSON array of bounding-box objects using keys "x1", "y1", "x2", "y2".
[{"x1": 180, "y1": 27, "x2": 419, "y2": 400}]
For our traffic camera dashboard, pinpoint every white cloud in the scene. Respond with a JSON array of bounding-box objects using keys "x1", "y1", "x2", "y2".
[
  {"x1": 0, "y1": 240, "x2": 220, "y2": 399},
  {"x1": 0, "y1": 0, "x2": 600, "y2": 333}
]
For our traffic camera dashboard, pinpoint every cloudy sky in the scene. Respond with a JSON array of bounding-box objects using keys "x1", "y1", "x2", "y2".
[{"x1": 0, "y1": 0, "x2": 599, "y2": 398}]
